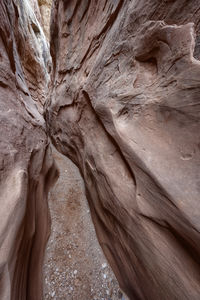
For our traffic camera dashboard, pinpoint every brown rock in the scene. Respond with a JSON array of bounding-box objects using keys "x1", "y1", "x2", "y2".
[
  {"x1": 38, "y1": 0, "x2": 52, "y2": 40},
  {"x1": 46, "y1": 1, "x2": 200, "y2": 299},
  {"x1": 0, "y1": 1, "x2": 57, "y2": 299}
]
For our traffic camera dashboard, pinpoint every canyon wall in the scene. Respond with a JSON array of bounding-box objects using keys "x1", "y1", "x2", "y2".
[
  {"x1": 1, "y1": 0, "x2": 200, "y2": 299},
  {"x1": 0, "y1": 1, "x2": 57, "y2": 299},
  {"x1": 46, "y1": 1, "x2": 200, "y2": 299}
]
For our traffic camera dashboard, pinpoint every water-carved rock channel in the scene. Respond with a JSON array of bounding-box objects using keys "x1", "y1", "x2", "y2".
[
  {"x1": 1, "y1": 0, "x2": 200, "y2": 299},
  {"x1": 43, "y1": 148, "x2": 124, "y2": 299}
]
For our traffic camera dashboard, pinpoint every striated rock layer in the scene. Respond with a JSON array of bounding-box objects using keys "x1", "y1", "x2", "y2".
[
  {"x1": 0, "y1": 1, "x2": 57, "y2": 299},
  {"x1": 47, "y1": 1, "x2": 200, "y2": 299}
]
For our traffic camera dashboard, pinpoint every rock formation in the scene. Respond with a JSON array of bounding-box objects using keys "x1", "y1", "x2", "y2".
[
  {"x1": 38, "y1": 0, "x2": 52, "y2": 40},
  {"x1": 1, "y1": 0, "x2": 200, "y2": 299},
  {"x1": 0, "y1": 1, "x2": 57, "y2": 299},
  {"x1": 46, "y1": 1, "x2": 200, "y2": 299}
]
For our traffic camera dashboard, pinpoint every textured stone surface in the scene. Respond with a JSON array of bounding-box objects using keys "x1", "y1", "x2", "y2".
[
  {"x1": 0, "y1": 1, "x2": 57, "y2": 299},
  {"x1": 47, "y1": 1, "x2": 200, "y2": 299},
  {"x1": 38, "y1": 0, "x2": 52, "y2": 40}
]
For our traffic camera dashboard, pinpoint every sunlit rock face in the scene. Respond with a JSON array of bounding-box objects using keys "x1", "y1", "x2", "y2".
[
  {"x1": 38, "y1": 0, "x2": 52, "y2": 40},
  {"x1": 0, "y1": 1, "x2": 57, "y2": 299},
  {"x1": 47, "y1": 1, "x2": 200, "y2": 299}
]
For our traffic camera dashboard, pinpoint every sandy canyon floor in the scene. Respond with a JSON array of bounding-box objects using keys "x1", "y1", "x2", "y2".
[{"x1": 43, "y1": 148, "x2": 127, "y2": 300}]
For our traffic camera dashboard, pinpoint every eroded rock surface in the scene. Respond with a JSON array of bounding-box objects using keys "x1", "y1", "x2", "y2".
[
  {"x1": 0, "y1": 1, "x2": 57, "y2": 299},
  {"x1": 47, "y1": 1, "x2": 200, "y2": 299},
  {"x1": 38, "y1": 0, "x2": 52, "y2": 40}
]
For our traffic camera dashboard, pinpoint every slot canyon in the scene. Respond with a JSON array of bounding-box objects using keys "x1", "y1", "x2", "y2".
[{"x1": 0, "y1": 0, "x2": 200, "y2": 299}]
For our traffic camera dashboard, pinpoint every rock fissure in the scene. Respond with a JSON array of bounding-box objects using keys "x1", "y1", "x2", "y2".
[{"x1": 1, "y1": 0, "x2": 200, "y2": 299}]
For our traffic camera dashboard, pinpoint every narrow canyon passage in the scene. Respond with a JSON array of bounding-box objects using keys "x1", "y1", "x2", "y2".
[
  {"x1": 43, "y1": 148, "x2": 124, "y2": 299},
  {"x1": 1, "y1": 0, "x2": 200, "y2": 299}
]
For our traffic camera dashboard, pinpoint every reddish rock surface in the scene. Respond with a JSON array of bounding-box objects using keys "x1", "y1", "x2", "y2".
[
  {"x1": 1, "y1": 0, "x2": 200, "y2": 299},
  {"x1": 0, "y1": 1, "x2": 126, "y2": 299},
  {"x1": 0, "y1": 1, "x2": 57, "y2": 299},
  {"x1": 46, "y1": 1, "x2": 200, "y2": 299}
]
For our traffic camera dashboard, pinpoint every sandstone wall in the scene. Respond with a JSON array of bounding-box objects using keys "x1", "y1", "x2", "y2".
[
  {"x1": 1, "y1": 0, "x2": 200, "y2": 299},
  {"x1": 46, "y1": 1, "x2": 200, "y2": 299},
  {"x1": 38, "y1": 0, "x2": 52, "y2": 40},
  {"x1": 0, "y1": 1, "x2": 57, "y2": 299}
]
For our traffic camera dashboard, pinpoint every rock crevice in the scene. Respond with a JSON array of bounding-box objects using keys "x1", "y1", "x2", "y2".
[{"x1": 1, "y1": 0, "x2": 200, "y2": 299}]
